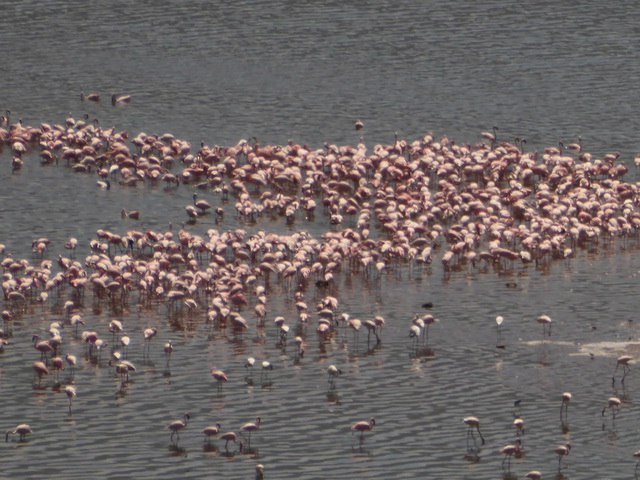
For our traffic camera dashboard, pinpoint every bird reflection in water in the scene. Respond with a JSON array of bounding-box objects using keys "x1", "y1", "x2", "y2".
[
  {"x1": 326, "y1": 388, "x2": 340, "y2": 405},
  {"x1": 202, "y1": 443, "x2": 219, "y2": 454},
  {"x1": 463, "y1": 451, "x2": 480, "y2": 463},
  {"x1": 351, "y1": 444, "x2": 372, "y2": 457},
  {"x1": 167, "y1": 444, "x2": 187, "y2": 457}
]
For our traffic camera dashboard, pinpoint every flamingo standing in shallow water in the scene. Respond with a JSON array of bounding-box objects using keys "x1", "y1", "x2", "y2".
[
  {"x1": 463, "y1": 416, "x2": 485, "y2": 445},
  {"x1": 240, "y1": 416, "x2": 261, "y2": 442},
  {"x1": 219, "y1": 431, "x2": 242, "y2": 450},
  {"x1": 33, "y1": 361, "x2": 49, "y2": 386},
  {"x1": 613, "y1": 355, "x2": 633, "y2": 385},
  {"x1": 211, "y1": 369, "x2": 228, "y2": 389},
  {"x1": 634, "y1": 450, "x2": 640, "y2": 476},
  {"x1": 537, "y1": 314, "x2": 552, "y2": 336},
  {"x1": 5, "y1": 424, "x2": 32, "y2": 442},
  {"x1": 351, "y1": 417, "x2": 375, "y2": 440},
  {"x1": 555, "y1": 443, "x2": 570, "y2": 468},
  {"x1": 500, "y1": 438, "x2": 522, "y2": 470},
  {"x1": 327, "y1": 364, "x2": 342, "y2": 385},
  {"x1": 65, "y1": 385, "x2": 76, "y2": 413},
  {"x1": 602, "y1": 396, "x2": 622, "y2": 418},
  {"x1": 167, "y1": 413, "x2": 190, "y2": 443},
  {"x1": 561, "y1": 392, "x2": 571, "y2": 420}
]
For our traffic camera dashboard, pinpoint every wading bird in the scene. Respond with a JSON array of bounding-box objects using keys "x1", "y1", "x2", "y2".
[
  {"x1": 463, "y1": 416, "x2": 485, "y2": 445},
  {"x1": 351, "y1": 417, "x2": 375, "y2": 440},
  {"x1": 167, "y1": 413, "x2": 190, "y2": 443},
  {"x1": 5, "y1": 424, "x2": 32, "y2": 442}
]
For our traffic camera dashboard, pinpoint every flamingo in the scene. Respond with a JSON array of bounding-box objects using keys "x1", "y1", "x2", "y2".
[
  {"x1": 463, "y1": 416, "x2": 485, "y2": 445},
  {"x1": 560, "y1": 392, "x2": 571, "y2": 419},
  {"x1": 33, "y1": 361, "x2": 49, "y2": 386},
  {"x1": 555, "y1": 443, "x2": 571, "y2": 468},
  {"x1": 32, "y1": 335, "x2": 53, "y2": 362},
  {"x1": 351, "y1": 417, "x2": 375, "y2": 440},
  {"x1": 245, "y1": 357, "x2": 255, "y2": 378},
  {"x1": 500, "y1": 438, "x2": 522, "y2": 470},
  {"x1": 65, "y1": 385, "x2": 76, "y2": 413},
  {"x1": 327, "y1": 364, "x2": 342, "y2": 385},
  {"x1": 211, "y1": 369, "x2": 228, "y2": 389},
  {"x1": 513, "y1": 417, "x2": 525, "y2": 436},
  {"x1": 81, "y1": 92, "x2": 100, "y2": 102},
  {"x1": 202, "y1": 423, "x2": 221, "y2": 443},
  {"x1": 5, "y1": 424, "x2": 32, "y2": 442},
  {"x1": 115, "y1": 360, "x2": 136, "y2": 382},
  {"x1": 613, "y1": 355, "x2": 633, "y2": 385},
  {"x1": 602, "y1": 397, "x2": 622, "y2": 418},
  {"x1": 261, "y1": 361, "x2": 273, "y2": 381},
  {"x1": 219, "y1": 431, "x2": 242, "y2": 450},
  {"x1": 193, "y1": 193, "x2": 212, "y2": 214},
  {"x1": 537, "y1": 314, "x2": 552, "y2": 336},
  {"x1": 240, "y1": 416, "x2": 261, "y2": 442},
  {"x1": 143, "y1": 327, "x2": 157, "y2": 353},
  {"x1": 167, "y1": 413, "x2": 190, "y2": 442},
  {"x1": 65, "y1": 354, "x2": 77, "y2": 376},
  {"x1": 164, "y1": 340, "x2": 173, "y2": 366}
]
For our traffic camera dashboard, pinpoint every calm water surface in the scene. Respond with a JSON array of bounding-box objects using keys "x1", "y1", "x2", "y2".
[{"x1": 2, "y1": 1, "x2": 640, "y2": 479}]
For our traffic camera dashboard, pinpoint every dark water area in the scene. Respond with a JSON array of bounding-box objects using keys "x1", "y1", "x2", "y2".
[{"x1": 2, "y1": 1, "x2": 640, "y2": 479}]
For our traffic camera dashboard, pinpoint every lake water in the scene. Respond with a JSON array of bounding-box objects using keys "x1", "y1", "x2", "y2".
[{"x1": 2, "y1": 1, "x2": 640, "y2": 479}]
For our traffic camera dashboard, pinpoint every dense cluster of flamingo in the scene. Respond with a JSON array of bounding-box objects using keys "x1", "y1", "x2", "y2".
[
  {"x1": 3, "y1": 112, "x2": 640, "y2": 275},
  {"x1": 4, "y1": 110, "x2": 640, "y2": 477}
]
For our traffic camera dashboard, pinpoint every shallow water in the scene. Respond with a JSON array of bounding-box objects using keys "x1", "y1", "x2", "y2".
[{"x1": 3, "y1": 2, "x2": 640, "y2": 480}]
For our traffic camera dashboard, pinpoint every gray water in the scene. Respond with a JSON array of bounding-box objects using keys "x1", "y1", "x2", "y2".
[{"x1": 2, "y1": 1, "x2": 640, "y2": 479}]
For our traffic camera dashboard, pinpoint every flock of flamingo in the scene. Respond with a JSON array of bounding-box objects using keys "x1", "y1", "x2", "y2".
[{"x1": 3, "y1": 108, "x2": 640, "y2": 478}]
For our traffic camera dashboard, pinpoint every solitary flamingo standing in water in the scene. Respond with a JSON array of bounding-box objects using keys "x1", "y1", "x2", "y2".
[
  {"x1": 555, "y1": 443, "x2": 570, "y2": 468},
  {"x1": 495, "y1": 315, "x2": 505, "y2": 347},
  {"x1": 164, "y1": 340, "x2": 173, "y2": 367},
  {"x1": 327, "y1": 364, "x2": 342, "y2": 385},
  {"x1": 202, "y1": 423, "x2": 221, "y2": 443},
  {"x1": 613, "y1": 355, "x2": 633, "y2": 385},
  {"x1": 211, "y1": 369, "x2": 228, "y2": 389},
  {"x1": 560, "y1": 392, "x2": 571, "y2": 420},
  {"x1": 167, "y1": 413, "x2": 190, "y2": 443},
  {"x1": 5, "y1": 424, "x2": 32, "y2": 442},
  {"x1": 463, "y1": 416, "x2": 485, "y2": 445},
  {"x1": 351, "y1": 417, "x2": 375, "y2": 440},
  {"x1": 537, "y1": 314, "x2": 552, "y2": 336}
]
